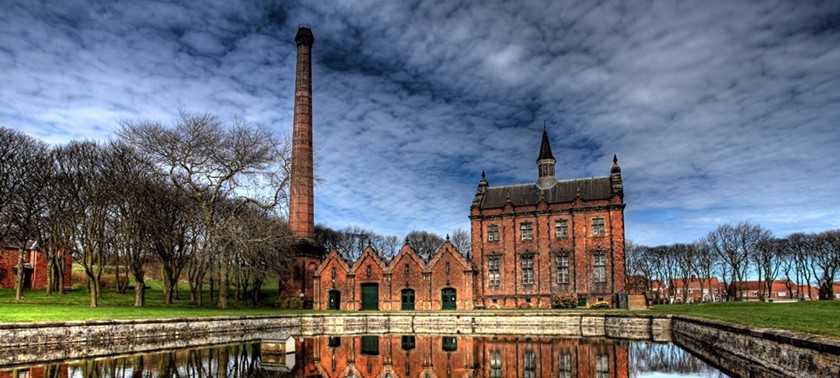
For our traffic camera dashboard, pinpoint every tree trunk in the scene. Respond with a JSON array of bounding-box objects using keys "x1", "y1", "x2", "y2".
[
  {"x1": 14, "y1": 247, "x2": 26, "y2": 301},
  {"x1": 46, "y1": 254, "x2": 54, "y2": 296},
  {"x1": 88, "y1": 278, "x2": 99, "y2": 307},
  {"x1": 134, "y1": 281, "x2": 146, "y2": 307},
  {"x1": 218, "y1": 249, "x2": 229, "y2": 309},
  {"x1": 57, "y1": 250, "x2": 66, "y2": 295}
]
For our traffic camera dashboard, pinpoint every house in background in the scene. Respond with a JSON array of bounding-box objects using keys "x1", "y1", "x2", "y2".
[
  {"x1": 0, "y1": 243, "x2": 72, "y2": 290},
  {"x1": 735, "y1": 280, "x2": 802, "y2": 302},
  {"x1": 670, "y1": 278, "x2": 724, "y2": 303}
]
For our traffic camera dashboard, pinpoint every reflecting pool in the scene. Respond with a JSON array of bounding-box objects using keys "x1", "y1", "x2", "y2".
[{"x1": 0, "y1": 334, "x2": 727, "y2": 377}]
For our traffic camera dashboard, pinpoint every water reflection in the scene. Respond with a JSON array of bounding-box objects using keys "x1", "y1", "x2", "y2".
[{"x1": 0, "y1": 335, "x2": 726, "y2": 378}]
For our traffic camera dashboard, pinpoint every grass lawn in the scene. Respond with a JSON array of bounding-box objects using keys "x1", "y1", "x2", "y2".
[
  {"x1": 649, "y1": 300, "x2": 840, "y2": 339},
  {"x1": 4, "y1": 285, "x2": 840, "y2": 340},
  {"x1": 0, "y1": 282, "x2": 299, "y2": 323}
]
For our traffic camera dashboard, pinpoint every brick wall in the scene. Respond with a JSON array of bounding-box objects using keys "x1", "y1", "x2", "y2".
[
  {"x1": 0, "y1": 247, "x2": 72, "y2": 290},
  {"x1": 313, "y1": 242, "x2": 476, "y2": 311},
  {"x1": 470, "y1": 195, "x2": 626, "y2": 309}
]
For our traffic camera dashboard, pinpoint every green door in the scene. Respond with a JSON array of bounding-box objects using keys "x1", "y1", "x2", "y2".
[
  {"x1": 361, "y1": 283, "x2": 379, "y2": 311},
  {"x1": 328, "y1": 290, "x2": 340, "y2": 310},
  {"x1": 441, "y1": 287, "x2": 456, "y2": 310},
  {"x1": 401, "y1": 288, "x2": 415, "y2": 310}
]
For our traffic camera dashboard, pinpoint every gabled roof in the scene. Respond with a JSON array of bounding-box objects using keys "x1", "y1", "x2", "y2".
[
  {"x1": 350, "y1": 246, "x2": 387, "y2": 273},
  {"x1": 388, "y1": 243, "x2": 427, "y2": 271},
  {"x1": 479, "y1": 177, "x2": 613, "y2": 209},
  {"x1": 314, "y1": 249, "x2": 352, "y2": 276},
  {"x1": 427, "y1": 241, "x2": 474, "y2": 271}
]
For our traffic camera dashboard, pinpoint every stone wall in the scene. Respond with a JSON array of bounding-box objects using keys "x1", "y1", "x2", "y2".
[
  {"x1": 0, "y1": 316, "x2": 299, "y2": 367},
  {"x1": 672, "y1": 316, "x2": 840, "y2": 377},
  {"x1": 297, "y1": 312, "x2": 670, "y2": 341},
  {"x1": 2, "y1": 312, "x2": 840, "y2": 377}
]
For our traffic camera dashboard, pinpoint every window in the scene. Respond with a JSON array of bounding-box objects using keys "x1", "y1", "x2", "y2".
[
  {"x1": 361, "y1": 336, "x2": 379, "y2": 355},
  {"x1": 520, "y1": 223, "x2": 533, "y2": 240},
  {"x1": 523, "y1": 351, "x2": 536, "y2": 378},
  {"x1": 555, "y1": 219, "x2": 569, "y2": 238},
  {"x1": 558, "y1": 353, "x2": 572, "y2": 378},
  {"x1": 404, "y1": 263, "x2": 409, "y2": 275},
  {"x1": 366, "y1": 265, "x2": 372, "y2": 277},
  {"x1": 522, "y1": 254, "x2": 534, "y2": 285},
  {"x1": 488, "y1": 224, "x2": 499, "y2": 242},
  {"x1": 442, "y1": 336, "x2": 457, "y2": 352},
  {"x1": 490, "y1": 350, "x2": 502, "y2": 378},
  {"x1": 330, "y1": 266, "x2": 336, "y2": 279},
  {"x1": 593, "y1": 252, "x2": 606, "y2": 283},
  {"x1": 328, "y1": 336, "x2": 341, "y2": 347},
  {"x1": 445, "y1": 261, "x2": 450, "y2": 274},
  {"x1": 488, "y1": 256, "x2": 500, "y2": 287},
  {"x1": 401, "y1": 335, "x2": 416, "y2": 350},
  {"x1": 556, "y1": 253, "x2": 570, "y2": 284},
  {"x1": 595, "y1": 354, "x2": 609, "y2": 378},
  {"x1": 591, "y1": 218, "x2": 605, "y2": 236}
]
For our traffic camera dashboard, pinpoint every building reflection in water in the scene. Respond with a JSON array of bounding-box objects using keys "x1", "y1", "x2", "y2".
[
  {"x1": 309, "y1": 335, "x2": 630, "y2": 378},
  {"x1": 0, "y1": 335, "x2": 725, "y2": 378}
]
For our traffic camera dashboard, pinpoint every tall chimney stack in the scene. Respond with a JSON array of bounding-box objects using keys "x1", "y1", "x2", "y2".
[{"x1": 290, "y1": 25, "x2": 315, "y2": 241}]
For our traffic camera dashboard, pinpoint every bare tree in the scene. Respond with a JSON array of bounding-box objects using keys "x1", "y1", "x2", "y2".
[
  {"x1": 53, "y1": 141, "x2": 113, "y2": 306},
  {"x1": 146, "y1": 181, "x2": 196, "y2": 305},
  {"x1": 693, "y1": 239, "x2": 717, "y2": 302},
  {"x1": 406, "y1": 230, "x2": 445, "y2": 262},
  {"x1": 224, "y1": 205, "x2": 295, "y2": 305},
  {"x1": 753, "y1": 236, "x2": 782, "y2": 302},
  {"x1": 379, "y1": 235, "x2": 401, "y2": 261},
  {"x1": 787, "y1": 232, "x2": 815, "y2": 299},
  {"x1": 0, "y1": 128, "x2": 50, "y2": 300},
  {"x1": 672, "y1": 243, "x2": 697, "y2": 303},
  {"x1": 450, "y1": 228, "x2": 472, "y2": 258},
  {"x1": 706, "y1": 222, "x2": 769, "y2": 300},
  {"x1": 119, "y1": 111, "x2": 291, "y2": 308},
  {"x1": 811, "y1": 230, "x2": 840, "y2": 300}
]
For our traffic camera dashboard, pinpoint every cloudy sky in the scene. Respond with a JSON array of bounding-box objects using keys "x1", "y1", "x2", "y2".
[{"x1": 2, "y1": 0, "x2": 838, "y2": 246}]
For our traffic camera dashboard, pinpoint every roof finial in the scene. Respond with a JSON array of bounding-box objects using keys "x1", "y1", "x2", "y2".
[
  {"x1": 446, "y1": 234, "x2": 450, "y2": 242},
  {"x1": 613, "y1": 154, "x2": 618, "y2": 164}
]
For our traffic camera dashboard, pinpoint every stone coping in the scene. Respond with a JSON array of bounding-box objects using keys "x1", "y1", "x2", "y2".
[
  {"x1": 671, "y1": 315, "x2": 840, "y2": 355},
  {"x1": 0, "y1": 310, "x2": 667, "y2": 329}
]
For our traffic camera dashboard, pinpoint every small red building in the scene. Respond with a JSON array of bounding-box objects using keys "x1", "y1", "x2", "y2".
[
  {"x1": 313, "y1": 240, "x2": 476, "y2": 311},
  {"x1": 0, "y1": 245, "x2": 72, "y2": 290}
]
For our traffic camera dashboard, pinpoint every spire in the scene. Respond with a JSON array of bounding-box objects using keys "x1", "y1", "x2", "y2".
[
  {"x1": 471, "y1": 170, "x2": 489, "y2": 208},
  {"x1": 611, "y1": 154, "x2": 624, "y2": 197},
  {"x1": 536, "y1": 128, "x2": 557, "y2": 189},
  {"x1": 537, "y1": 126, "x2": 555, "y2": 161}
]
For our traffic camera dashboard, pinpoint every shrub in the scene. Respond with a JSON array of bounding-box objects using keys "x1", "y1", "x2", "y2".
[
  {"x1": 274, "y1": 296, "x2": 302, "y2": 309},
  {"x1": 551, "y1": 294, "x2": 577, "y2": 309},
  {"x1": 589, "y1": 301, "x2": 610, "y2": 309}
]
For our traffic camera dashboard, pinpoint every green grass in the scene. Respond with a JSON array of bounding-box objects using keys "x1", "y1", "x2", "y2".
[
  {"x1": 4, "y1": 287, "x2": 840, "y2": 340},
  {"x1": 649, "y1": 300, "x2": 840, "y2": 339},
  {"x1": 0, "y1": 284, "x2": 298, "y2": 323}
]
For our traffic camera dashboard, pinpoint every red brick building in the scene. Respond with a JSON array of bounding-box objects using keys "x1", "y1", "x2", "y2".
[
  {"x1": 469, "y1": 129, "x2": 626, "y2": 308},
  {"x1": 671, "y1": 278, "x2": 724, "y2": 303},
  {"x1": 313, "y1": 241, "x2": 476, "y2": 311},
  {"x1": 306, "y1": 334, "x2": 630, "y2": 378},
  {"x1": 0, "y1": 245, "x2": 72, "y2": 290}
]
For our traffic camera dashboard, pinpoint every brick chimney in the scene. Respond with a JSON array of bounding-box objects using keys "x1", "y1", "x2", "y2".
[{"x1": 289, "y1": 25, "x2": 315, "y2": 241}]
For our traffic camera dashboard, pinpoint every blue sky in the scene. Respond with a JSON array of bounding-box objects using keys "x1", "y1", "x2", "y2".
[{"x1": 1, "y1": 0, "x2": 838, "y2": 246}]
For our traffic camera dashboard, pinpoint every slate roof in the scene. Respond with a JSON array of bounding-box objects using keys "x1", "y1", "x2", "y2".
[
  {"x1": 479, "y1": 176, "x2": 613, "y2": 209},
  {"x1": 537, "y1": 129, "x2": 555, "y2": 161}
]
